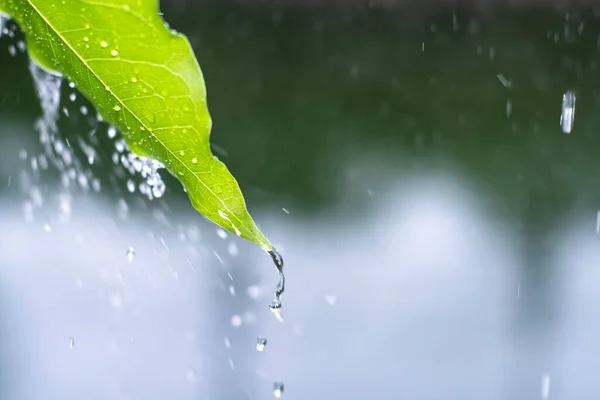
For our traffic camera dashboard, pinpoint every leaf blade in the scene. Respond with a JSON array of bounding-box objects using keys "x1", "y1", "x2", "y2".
[{"x1": 1, "y1": 0, "x2": 272, "y2": 249}]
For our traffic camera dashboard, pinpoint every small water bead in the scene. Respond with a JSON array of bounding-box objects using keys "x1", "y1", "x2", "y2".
[
  {"x1": 185, "y1": 368, "x2": 197, "y2": 383},
  {"x1": 126, "y1": 247, "x2": 135, "y2": 262},
  {"x1": 113, "y1": 104, "x2": 121, "y2": 111},
  {"x1": 126, "y1": 179, "x2": 136, "y2": 193},
  {"x1": 100, "y1": 40, "x2": 108, "y2": 48},
  {"x1": 107, "y1": 126, "x2": 117, "y2": 138},
  {"x1": 110, "y1": 49, "x2": 118, "y2": 57},
  {"x1": 83, "y1": 36, "x2": 89, "y2": 42},
  {"x1": 273, "y1": 382, "x2": 284, "y2": 398},
  {"x1": 227, "y1": 242, "x2": 239, "y2": 256},
  {"x1": 256, "y1": 337, "x2": 267, "y2": 351},
  {"x1": 230, "y1": 314, "x2": 242, "y2": 327},
  {"x1": 79, "y1": 105, "x2": 88, "y2": 115},
  {"x1": 191, "y1": 157, "x2": 197, "y2": 164},
  {"x1": 216, "y1": 228, "x2": 227, "y2": 239},
  {"x1": 131, "y1": 77, "x2": 137, "y2": 83},
  {"x1": 69, "y1": 93, "x2": 76, "y2": 102}
]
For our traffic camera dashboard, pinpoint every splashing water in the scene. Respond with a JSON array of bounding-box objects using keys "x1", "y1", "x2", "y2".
[
  {"x1": 560, "y1": 90, "x2": 576, "y2": 134},
  {"x1": 27, "y1": 59, "x2": 166, "y2": 201},
  {"x1": 267, "y1": 248, "x2": 285, "y2": 321},
  {"x1": 113, "y1": 138, "x2": 166, "y2": 200}
]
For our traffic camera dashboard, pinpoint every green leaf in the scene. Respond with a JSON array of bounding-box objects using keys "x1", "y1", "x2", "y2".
[{"x1": 0, "y1": 0, "x2": 272, "y2": 250}]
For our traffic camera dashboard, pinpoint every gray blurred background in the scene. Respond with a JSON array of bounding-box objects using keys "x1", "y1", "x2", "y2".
[{"x1": 2, "y1": 1, "x2": 600, "y2": 399}]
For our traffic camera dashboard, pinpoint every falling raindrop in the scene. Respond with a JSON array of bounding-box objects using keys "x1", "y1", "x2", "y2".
[
  {"x1": 126, "y1": 247, "x2": 135, "y2": 262},
  {"x1": 185, "y1": 368, "x2": 197, "y2": 383},
  {"x1": 273, "y1": 382, "x2": 284, "y2": 398},
  {"x1": 43, "y1": 219, "x2": 52, "y2": 232},
  {"x1": 227, "y1": 242, "x2": 239, "y2": 256},
  {"x1": 256, "y1": 337, "x2": 267, "y2": 351},
  {"x1": 126, "y1": 179, "x2": 135, "y2": 193},
  {"x1": 230, "y1": 314, "x2": 242, "y2": 327},
  {"x1": 69, "y1": 337, "x2": 75, "y2": 349},
  {"x1": 216, "y1": 228, "x2": 227, "y2": 239},
  {"x1": 560, "y1": 91, "x2": 576, "y2": 134},
  {"x1": 541, "y1": 374, "x2": 551, "y2": 399}
]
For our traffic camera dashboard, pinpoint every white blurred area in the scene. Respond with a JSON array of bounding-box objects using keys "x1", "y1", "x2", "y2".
[{"x1": 2, "y1": 146, "x2": 600, "y2": 399}]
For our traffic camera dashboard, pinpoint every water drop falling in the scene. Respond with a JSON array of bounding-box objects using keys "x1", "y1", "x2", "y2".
[
  {"x1": 273, "y1": 382, "x2": 284, "y2": 398},
  {"x1": 69, "y1": 337, "x2": 75, "y2": 349},
  {"x1": 126, "y1": 179, "x2": 135, "y2": 193},
  {"x1": 43, "y1": 219, "x2": 52, "y2": 232},
  {"x1": 126, "y1": 247, "x2": 135, "y2": 262},
  {"x1": 256, "y1": 337, "x2": 267, "y2": 351},
  {"x1": 560, "y1": 91, "x2": 576, "y2": 134},
  {"x1": 541, "y1": 374, "x2": 551, "y2": 399},
  {"x1": 268, "y1": 247, "x2": 285, "y2": 321}
]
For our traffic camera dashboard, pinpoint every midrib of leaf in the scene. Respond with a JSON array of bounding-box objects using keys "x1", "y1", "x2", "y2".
[{"x1": 26, "y1": 0, "x2": 260, "y2": 243}]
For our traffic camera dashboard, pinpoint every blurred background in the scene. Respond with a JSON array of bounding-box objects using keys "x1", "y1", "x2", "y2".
[{"x1": 2, "y1": 1, "x2": 600, "y2": 399}]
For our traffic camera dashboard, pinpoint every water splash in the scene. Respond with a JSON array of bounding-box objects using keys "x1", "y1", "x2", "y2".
[
  {"x1": 267, "y1": 248, "x2": 285, "y2": 321},
  {"x1": 28, "y1": 59, "x2": 166, "y2": 205},
  {"x1": 113, "y1": 138, "x2": 166, "y2": 200}
]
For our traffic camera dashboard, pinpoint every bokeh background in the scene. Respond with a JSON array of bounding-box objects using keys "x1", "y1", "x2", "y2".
[{"x1": 2, "y1": 1, "x2": 600, "y2": 399}]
